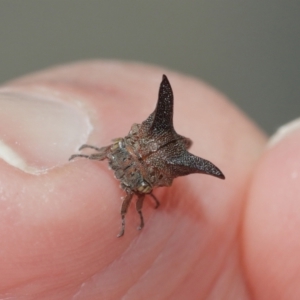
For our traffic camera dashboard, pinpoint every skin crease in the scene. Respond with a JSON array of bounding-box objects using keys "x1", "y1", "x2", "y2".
[{"x1": 0, "y1": 61, "x2": 297, "y2": 300}]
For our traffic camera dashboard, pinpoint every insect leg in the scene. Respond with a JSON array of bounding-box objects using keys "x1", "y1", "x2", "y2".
[
  {"x1": 149, "y1": 193, "x2": 160, "y2": 209},
  {"x1": 69, "y1": 145, "x2": 111, "y2": 161},
  {"x1": 69, "y1": 152, "x2": 107, "y2": 161},
  {"x1": 117, "y1": 190, "x2": 134, "y2": 237},
  {"x1": 136, "y1": 194, "x2": 145, "y2": 230},
  {"x1": 79, "y1": 144, "x2": 103, "y2": 151}
]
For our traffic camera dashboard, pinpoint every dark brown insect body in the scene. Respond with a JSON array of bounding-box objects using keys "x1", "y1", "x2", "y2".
[{"x1": 70, "y1": 75, "x2": 225, "y2": 237}]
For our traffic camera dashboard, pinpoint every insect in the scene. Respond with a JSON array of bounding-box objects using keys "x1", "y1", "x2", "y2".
[{"x1": 69, "y1": 75, "x2": 225, "y2": 237}]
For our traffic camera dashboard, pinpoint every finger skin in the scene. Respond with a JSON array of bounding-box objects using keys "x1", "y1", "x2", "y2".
[
  {"x1": 243, "y1": 128, "x2": 300, "y2": 299},
  {"x1": 0, "y1": 61, "x2": 266, "y2": 299}
]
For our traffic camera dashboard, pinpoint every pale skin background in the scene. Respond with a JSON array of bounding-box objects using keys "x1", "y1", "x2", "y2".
[{"x1": 0, "y1": 61, "x2": 300, "y2": 299}]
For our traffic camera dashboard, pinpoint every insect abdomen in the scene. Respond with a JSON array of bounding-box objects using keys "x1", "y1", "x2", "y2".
[{"x1": 108, "y1": 139, "x2": 149, "y2": 192}]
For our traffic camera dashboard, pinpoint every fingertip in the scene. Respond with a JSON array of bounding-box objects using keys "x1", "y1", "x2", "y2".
[
  {"x1": 0, "y1": 60, "x2": 269, "y2": 297},
  {"x1": 244, "y1": 124, "x2": 300, "y2": 298}
]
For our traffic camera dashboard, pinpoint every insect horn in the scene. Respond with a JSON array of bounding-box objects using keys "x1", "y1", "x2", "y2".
[
  {"x1": 150, "y1": 74, "x2": 175, "y2": 133},
  {"x1": 167, "y1": 152, "x2": 225, "y2": 179}
]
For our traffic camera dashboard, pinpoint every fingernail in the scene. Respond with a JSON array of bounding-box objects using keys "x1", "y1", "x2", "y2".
[
  {"x1": 0, "y1": 90, "x2": 92, "y2": 174},
  {"x1": 268, "y1": 117, "x2": 300, "y2": 148}
]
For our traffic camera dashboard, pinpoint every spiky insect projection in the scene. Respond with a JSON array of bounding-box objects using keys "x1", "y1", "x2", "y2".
[{"x1": 69, "y1": 75, "x2": 225, "y2": 237}]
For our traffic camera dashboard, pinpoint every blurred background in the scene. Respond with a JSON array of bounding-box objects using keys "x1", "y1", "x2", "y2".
[{"x1": 0, "y1": 1, "x2": 299, "y2": 134}]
